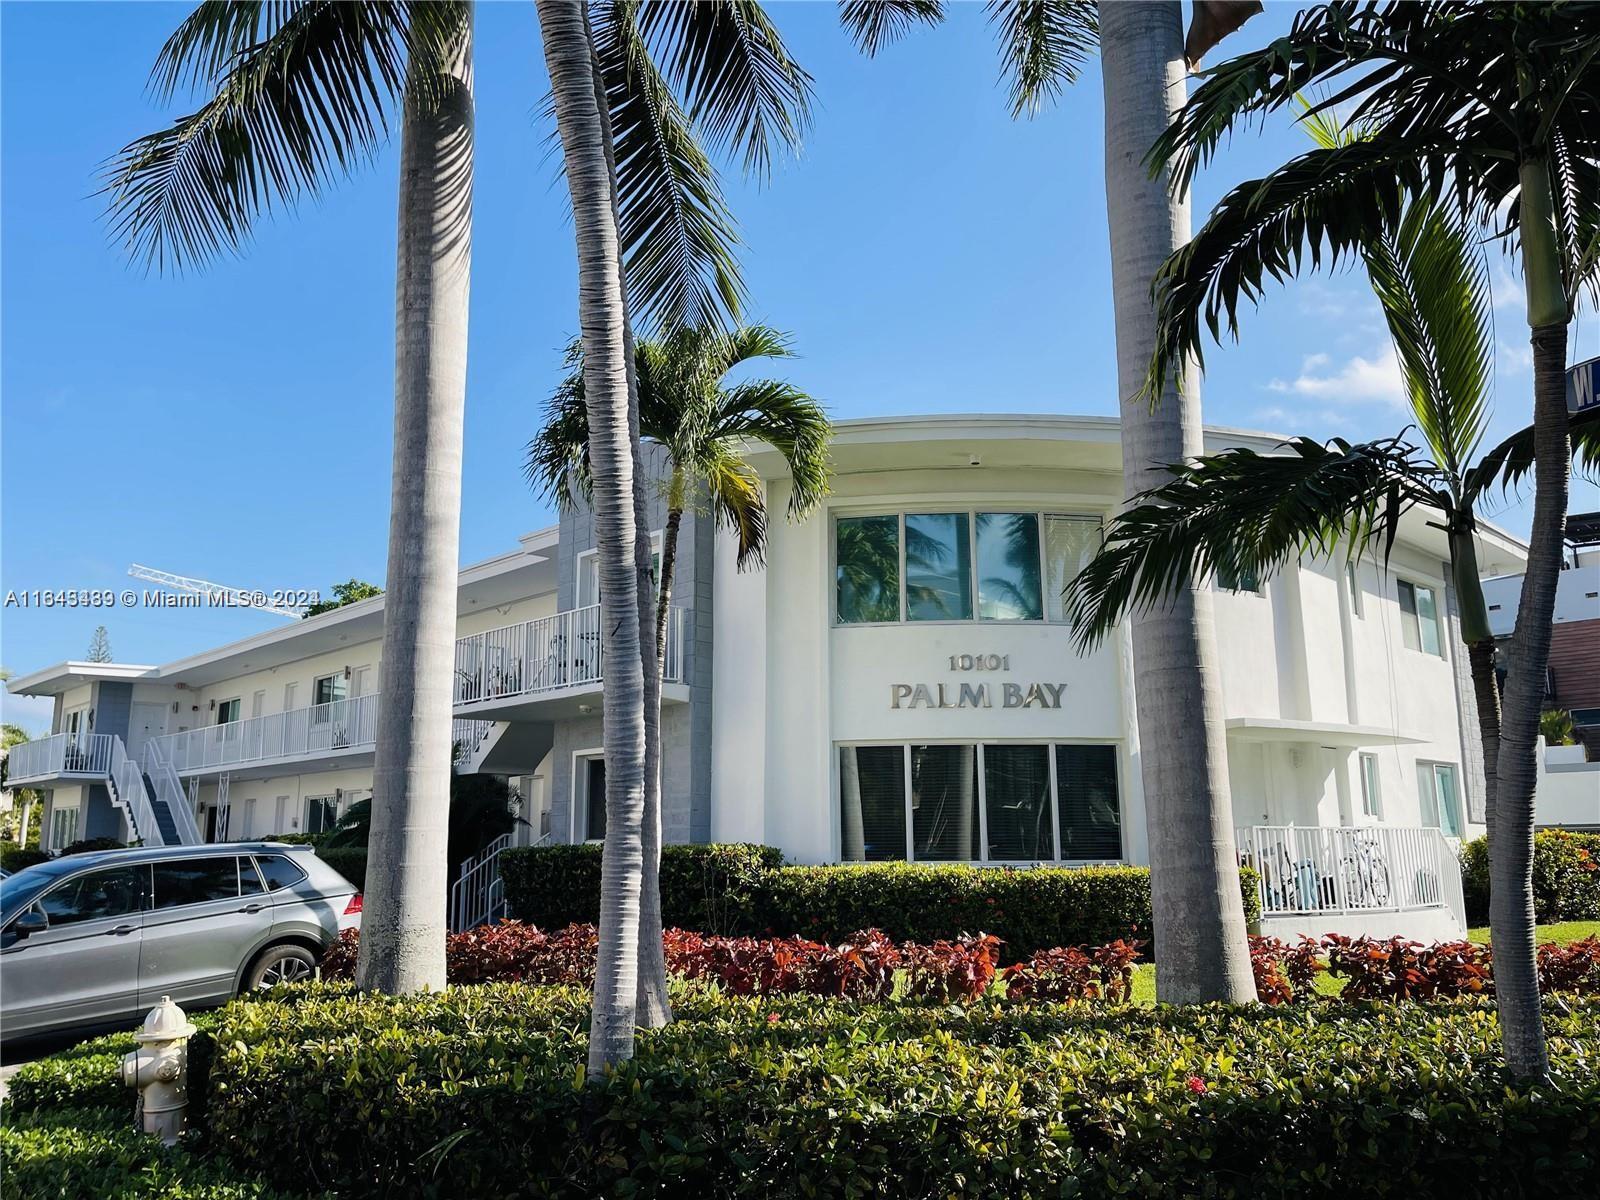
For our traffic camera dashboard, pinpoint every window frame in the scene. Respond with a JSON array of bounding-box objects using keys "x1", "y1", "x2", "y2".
[
  {"x1": 215, "y1": 697, "x2": 242, "y2": 725},
  {"x1": 303, "y1": 795, "x2": 338, "y2": 836},
  {"x1": 29, "y1": 862, "x2": 149, "y2": 929},
  {"x1": 1215, "y1": 562, "x2": 1263, "y2": 595},
  {"x1": 568, "y1": 747, "x2": 607, "y2": 843},
  {"x1": 831, "y1": 508, "x2": 1105, "y2": 628},
  {"x1": 837, "y1": 738, "x2": 1124, "y2": 866},
  {"x1": 1397, "y1": 578, "x2": 1444, "y2": 657},
  {"x1": 150, "y1": 855, "x2": 245, "y2": 911},
  {"x1": 1346, "y1": 559, "x2": 1365, "y2": 618},
  {"x1": 1358, "y1": 752, "x2": 1382, "y2": 818},
  {"x1": 576, "y1": 533, "x2": 664, "y2": 610},
  {"x1": 1416, "y1": 760, "x2": 1463, "y2": 837}
]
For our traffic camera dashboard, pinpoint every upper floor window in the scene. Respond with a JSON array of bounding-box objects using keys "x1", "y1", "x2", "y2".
[
  {"x1": 834, "y1": 511, "x2": 1101, "y2": 625},
  {"x1": 215, "y1": 698, "x2": 241, "y2": 725},
  {"x1": 313, "y1": 673, "x2": 347, "y2": 707},
  {"x1": 1397, "y1": 579, "x2": 1442, "y2": 655},
  {"x1": 1215, "y1": 562, "x2": 1261, "y2": 593},
  {"x1": 576, "y1": 534, "x2": 663, "y2": 609}
]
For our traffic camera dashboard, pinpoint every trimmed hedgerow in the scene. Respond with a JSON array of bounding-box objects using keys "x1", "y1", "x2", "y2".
[
  {"x1": 499, "y1": 844, "x2": 1260, "y2": 960},
  {"x1": 314, "y1": 846, "x2": 368, "y2": 891},
  {"x1": 196, "y1": 984, "x2": 1599, "y2": 1198},
  {"x1": 500, "y1": 842, "x2": 783, "y2": 934},
  {"x1": 0, "y1": 843, "x2": 50, "y2": 873},
  {"x1": 1461, "y1": 829, "x2": 1600, "y2": 924}
]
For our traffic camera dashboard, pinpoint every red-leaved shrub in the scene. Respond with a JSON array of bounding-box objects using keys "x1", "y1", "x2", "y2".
[
  {"x1": 1537, "y1": 935, "x2": 1600, "y2": 994},
  {"x1": 900, "y1": 933, "x2": 1002, "y2": 1003},
  {"x1": 1249, "y1": 935, "x2": 1328, "y2": 1005},
  {"x1": 1003, "y1": 939, "x2": 1142, "y2": 1004},
  {"x1": 1322, "y1": 934, "x2": 1492, "y2": 1001}
]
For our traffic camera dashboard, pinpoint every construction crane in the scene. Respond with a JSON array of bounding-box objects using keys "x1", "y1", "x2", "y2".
[{"x1": 126, "y1": 564, "x2": 308, "y2": 619}]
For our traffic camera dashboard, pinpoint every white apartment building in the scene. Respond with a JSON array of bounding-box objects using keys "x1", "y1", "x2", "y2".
[{"x1": 7, "y1": 415, "x2": 1530, "y2": 938}]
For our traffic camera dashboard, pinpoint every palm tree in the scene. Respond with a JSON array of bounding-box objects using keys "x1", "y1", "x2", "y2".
[
  {"x1": 1138, "y1": 0, "x2": 1600, "y2": 1079},
  {"x1": 526, "y1": 322, "x2": 830, "y2": 1025},
  {"x1": 107, "y1": 1, "x2": 475, "y2": 993},
  {"x1": 836, "y1": 0, "x2": 1262, "y2": 1003}
]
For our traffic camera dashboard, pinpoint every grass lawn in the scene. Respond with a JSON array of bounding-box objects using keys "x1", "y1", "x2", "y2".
[{"x1": 1468, "y1": 919, "x2": 1599, "y2": 945}]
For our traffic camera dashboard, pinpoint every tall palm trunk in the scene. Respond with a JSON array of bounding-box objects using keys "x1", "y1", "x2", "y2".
[
  {"x1": 1098, "y1": 0, "x2": 1253, "y2": 1003},
  {"x1": 1450, "y1": 526, "x2": 1501, "y2": 831},
  {"x1": 538, "y1": 0, "x2": 649, "y2": 1070},
  {"x1": 1489, "y1": 154, "x2": 1566, "y2": 1082},
  {"x1": 356, "y1": 15, "x2": 474, "y2": 996}
]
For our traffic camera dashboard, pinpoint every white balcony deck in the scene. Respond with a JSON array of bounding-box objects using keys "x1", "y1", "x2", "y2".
[
  {"x1": 155, "y1": 693, "x2": 380, "y2": 778},
  {"x1": 452, "y1": 603, "x2": 688, "y2": 720},
  {"x1": 5, "y1": 732, "x2": 115, "y2": 785}
]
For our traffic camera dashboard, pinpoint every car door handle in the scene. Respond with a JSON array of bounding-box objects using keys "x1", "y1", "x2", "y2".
[
  {"x1": 106, "y1": 924, "x2": 137, "y2": 936},
  {"x1": 239, "y1": 904, "x2": 264, "y2": 914}
]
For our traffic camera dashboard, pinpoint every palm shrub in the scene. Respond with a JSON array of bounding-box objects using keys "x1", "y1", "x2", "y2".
[{"x1": 1130, "y1": 0, "x2": 1600, "y2": 1082}]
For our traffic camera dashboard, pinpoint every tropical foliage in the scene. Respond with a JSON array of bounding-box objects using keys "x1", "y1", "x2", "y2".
[{"x1": 302, "y1": 580, "x2": 382, "y2": 619}]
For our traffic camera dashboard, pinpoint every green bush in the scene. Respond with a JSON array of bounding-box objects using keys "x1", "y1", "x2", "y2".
[
  {"x1": 59, "y1": 836, "x2": 127, "y2": 856},
  {"x1": 195, "y1": 984, "x2": 1598, "y2": 1198},
  {"x1": 1461, "y1": 829, "x2": 1600, "y2": 924},
  {"x1": 501, "y1": 842, "x2": 783, "y2": 934},
  {"x1": 500, "y1": 843, "x2": 1259, "y2": 958},
  {"x1": 1, "y1": 843, "x2": 50, "y2": 873},
  {"x1": 315, "y1": 846, "x2": 368, "y2": 891}
]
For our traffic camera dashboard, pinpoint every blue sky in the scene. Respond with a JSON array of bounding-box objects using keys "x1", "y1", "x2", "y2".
[{"x1": 3, "y1": 2, "x2": 1596, "y2": 732}]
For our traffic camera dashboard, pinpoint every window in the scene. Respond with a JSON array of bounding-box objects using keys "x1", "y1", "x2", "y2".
[
  {"x1": 1043, "y1": 516, "x2": 1101, "y2": 622},
  {"x1": 48, "y1": 804, "x2": 79, "y2": 851},
  {"x1": 36, "y1": 866, "x2": 144, "y2": 929},
  {"x1": 1346, "y1": 560, "x2": 1365, "y2": 617},
  {"x1": 152, "y1": 858, "x2": 240, "y2": 909},
  {"x1": 836, "y1": 515, "x2": 901, "y2": 623},
  {"x1": 912, "y1": 744, "x2": 980, "y2": 860},
  {"x1": 216, "y1": 698, "x2": 241, "y2": 725},
  {"x1": 577, "y1": 538, "x2": 663, "y2": 608},
  {"x1": 582, "y1": 757, "x2": 607, "y2": 842},
  {"x1": 240, "y1": 856, "x2": 265, "y2": 895},
  {"x1": 313, "y1": 674, "x2": 347, "y2": 707},
  {"x1": 304, "y1": 796, "x2": 337, "y2": 836},
  {"x1": 840, "y1": 745, "x2": 908, "y2": 861},
  {"x1": 1055, "y1": 744, "x2": 1122, "y2": 860},
  {"x1": 1398, "y1": 580, "x2": 1442, "y2": 655},
  {"x1": 1417, "y1": 762, "x2": 1462, "y2": 837},
  {"x1": 975, "y1": 513, "x2": 1042, "y2": 620},
  {"x1": 983, "y1": 744, "x2": 1053, "y2": 860},
  {"x1": 254, "y1": 854, "x2": 307, "y2": 892},
  {"x1": 905, "y1": 513, "x2": 972, "y2": 620},
  {"x1": 840, "y1": 741, "x2": 1122, "y2": 864},
  {"x1": 1358, "y1": 753, "x2": 1381, "y2": 818},
  {"x1": 1216, "y1": 562, "x2": 1261, "y2": 593}
]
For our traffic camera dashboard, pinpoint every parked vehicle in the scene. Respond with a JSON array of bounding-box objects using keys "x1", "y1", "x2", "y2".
[{"x1": 0, "y1": 842, "x2": 359, "y2": 1042}]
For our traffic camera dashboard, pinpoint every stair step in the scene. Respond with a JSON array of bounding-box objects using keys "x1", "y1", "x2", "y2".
[{"x1": 143, "y1": 773, "x2": 181, "y2": 844}]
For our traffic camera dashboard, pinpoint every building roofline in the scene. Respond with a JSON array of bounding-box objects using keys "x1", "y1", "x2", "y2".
[{"x1": 4, "y1": 661, "x2": 161, "y2": 696}]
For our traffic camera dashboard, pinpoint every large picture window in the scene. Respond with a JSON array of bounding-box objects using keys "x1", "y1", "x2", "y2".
[
  {"x1": 835, "y1": 510, "x2": 1102, "y2": 626},
  {"x1": 840, "y1": 741, "x2": 1122, "y2": 864}
]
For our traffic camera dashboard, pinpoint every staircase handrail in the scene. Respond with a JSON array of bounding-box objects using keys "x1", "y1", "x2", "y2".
[
  {"x1": 108, "y1": 736, "x2": 163, "y2": 847},
  {"x1": 144, "y1": 739, "x2": 203, "y2": 845}
]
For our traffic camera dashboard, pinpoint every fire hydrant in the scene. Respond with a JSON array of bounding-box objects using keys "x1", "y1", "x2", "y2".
[{"x1": 121, "y1": 995, "x2": 196, "y2": 1145}]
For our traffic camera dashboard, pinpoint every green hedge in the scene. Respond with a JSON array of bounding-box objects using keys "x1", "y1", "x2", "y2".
[
  {"x1": 1, "y1": 843, "x2": 50, "y2": 873},
  {"x1": 500, "y1": 842, "x2": 783, "y2": 935},
  {"x1": 1461, "y1": 829, "x2": 1600, "y2": 924},
  {"x1": 191, "y1": 984, "x2": 1598, "y2": 1198},
  {"x1": 314, "y1": 846, "x2": 368, "y2": 892},
  {"x1": 501, "y1": 843, "x2": 1259, "y2": 959}
]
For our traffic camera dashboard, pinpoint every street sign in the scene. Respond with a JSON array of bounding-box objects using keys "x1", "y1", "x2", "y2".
[{"x1": 1569, "y1": 355, "x2": 1600, "y2": 414}]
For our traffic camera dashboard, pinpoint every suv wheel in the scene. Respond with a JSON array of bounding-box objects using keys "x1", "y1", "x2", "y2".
[{"x1": 246, "y1": 944, "x2": 318, "y2": 990}]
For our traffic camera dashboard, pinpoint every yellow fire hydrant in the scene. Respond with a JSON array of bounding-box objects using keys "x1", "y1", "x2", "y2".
[{"x1": 120, "y1": 995, "x2": 197, "y2": 1145}]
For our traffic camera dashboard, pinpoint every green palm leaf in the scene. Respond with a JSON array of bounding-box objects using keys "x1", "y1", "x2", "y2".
[
  {"x1": 1465, "y1": 404, "x2": 1600, "y2": 501},
  {"x1": 837, "y1": 1, "x2": 946, "y2": 56},
  {"x1": 1063, "y1": 435, "x2": 1448, "y2": 651},
  {"x1": 986, "y1": 1, "x2": 1097, "y2": 118}
]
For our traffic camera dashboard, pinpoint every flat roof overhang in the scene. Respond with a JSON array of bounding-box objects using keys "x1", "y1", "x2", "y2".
[
  {"x1": 454, "y1": 681, "x2": 691, "y2": 724},
  {"x1": 1225, "y1": 718, "x2": 1427, "y2": 748},
  {"x1": 174, "y1": 745, "x2": 376, "y2": 783}
]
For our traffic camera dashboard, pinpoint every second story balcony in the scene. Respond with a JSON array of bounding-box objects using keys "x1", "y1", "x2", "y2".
[
  {"x1": 5, "y1": 732, "x2": 116, "y2": 785},
  {"x1": 156, "y1": 693, "x2": 380, "y2": 778},
  {"x1": 453, "y1": 602, "x2": 688, "y2": 721}
]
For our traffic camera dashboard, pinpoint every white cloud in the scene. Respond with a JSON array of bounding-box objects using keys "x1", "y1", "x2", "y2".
[
  {"x1": 1253, "y1": 405, "x2": 1353, "y2": 433},
  {"x1": 1266, "y1": 344, "x2": 1407, "y2": 411}
]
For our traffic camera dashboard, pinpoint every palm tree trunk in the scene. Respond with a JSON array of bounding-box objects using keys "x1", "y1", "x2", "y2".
[
  {"x1": 537, "y1": 0, "x2": 648, "y2": 1071},
  {"x1": 1451, "y1": 525, "x2": 1500, "y2": 830},
  {"x1": 355, "y1": 14, "x2": 473, "y2": 996},
  {"x1": 1487, "y1": 150, "x2": 1566, "y2": 1083},
  {"x1": 1098, "y1": 0, "x2": 1254, "y2": 1003},
  {"x1": 654, "y1": 502, "x2": 684, "y2": 676}
]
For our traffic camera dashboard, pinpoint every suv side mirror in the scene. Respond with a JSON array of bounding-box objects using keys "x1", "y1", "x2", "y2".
[{"x1": 10, "y1": 911, "x2": 48, "y2": 940}]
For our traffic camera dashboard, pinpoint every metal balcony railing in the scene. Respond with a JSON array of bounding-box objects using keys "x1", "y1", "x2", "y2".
[
  {"x1": 454, "y1": 603, "x2": 686, "y2": 706},
  {"x1": 154, "y1": 693, "x2": 381, "y2": 773},
  {"x1": 5, "y1": 732, "x2": 114, "y2": 783}
]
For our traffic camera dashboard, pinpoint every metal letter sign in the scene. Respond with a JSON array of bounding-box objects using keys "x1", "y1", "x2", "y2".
[{"x1": 1569, "y1": 355, "x2": 1600, "y2": 415}]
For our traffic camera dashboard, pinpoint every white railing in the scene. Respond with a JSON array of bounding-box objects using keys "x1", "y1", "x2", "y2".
[
  {"x1": 1238, "y1": 825, "x2": 1465, "y2": 925},
  {"x1": 454, "y1": 603, "x2": 687, "y2": 706},
  {"x1": 145, "y1": 739, "x2": 204, "y2": 845},
  {"x1": 155, "y1": 693, "x2": 381, "y2": 773},
  {"x1": 5, "y1": 732, "x2": 114, "y2": 783},
  {"x1": 108, "y1": 736, "x2": 162, "y2": 847},
  {"x1": 452, "y1": 719, "x2": 496, "y2": 767},
  {"x1": 449, "y1": 832, "x2": 514, "y2": 932}
]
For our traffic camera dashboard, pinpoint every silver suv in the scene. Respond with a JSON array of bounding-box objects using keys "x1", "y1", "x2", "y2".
[{"x1": 0, "y1": 843, "x2": 360, "y2": 1042}]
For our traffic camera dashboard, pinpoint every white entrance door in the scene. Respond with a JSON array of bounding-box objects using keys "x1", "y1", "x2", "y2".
[{"x1": 126, "y1": 703, "x2": 167, "y2": 761}]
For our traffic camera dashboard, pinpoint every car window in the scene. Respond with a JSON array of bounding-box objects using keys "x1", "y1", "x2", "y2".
[
  {"x1": 152, "y1": 858, "x2": 240, "y2": 909},
  {"x1": 239, "y1": 857, "x2": 265, "y2": 896},
  {"x1": 36, "y1": 866, "x2": 144, "y2": 929},
  {"x1": 254, "y1": 854, "x2": 308, "y2": 892}
]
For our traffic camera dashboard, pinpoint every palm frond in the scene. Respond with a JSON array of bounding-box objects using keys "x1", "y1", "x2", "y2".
[
  {"x1": 524, "y1": 341, "x2": 594, "y2": 509},
  {"x1": 1064, "y1": 435, "x2": 1448, "y2": 651},
  {"x1": 637, "y1": 0, "x2": 812, "y2": 181},
  {"x1": 1464, "y1": 404, "x2": 1600, "y2": 501},
  {"x1": 702, "y1": 444, "x2": 768, "y2": 568},
  {"x1": 104, "y1": 1, "x2": 466, "y2": 272},
  {"x1": 1145, "y1": 137, "x2": 1453, "y2": 404},
  {"x1": 985, "y1": 1, "x2": 1097, "y2": 118},
  {"x1": 595, "y1": 0, "x2": 744, "y2": 334},
  {"x1": 707, "y1": 377, "x2": 832, "y2": 515},
  {"x1": 837, "y1": 1, "x2": 945, "y2": 56}
]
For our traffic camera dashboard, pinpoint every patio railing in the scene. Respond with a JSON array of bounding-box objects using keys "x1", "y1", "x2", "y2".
[
  {"x1": 5, "y1": 732, "x2": 114, "y2": 783},
  {"x1": 1237, "y1": 824, "x2": 1465, "y2": 927},
  {"x1": 154, "y1": 693, "x2": 381, "y2": 773}
]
